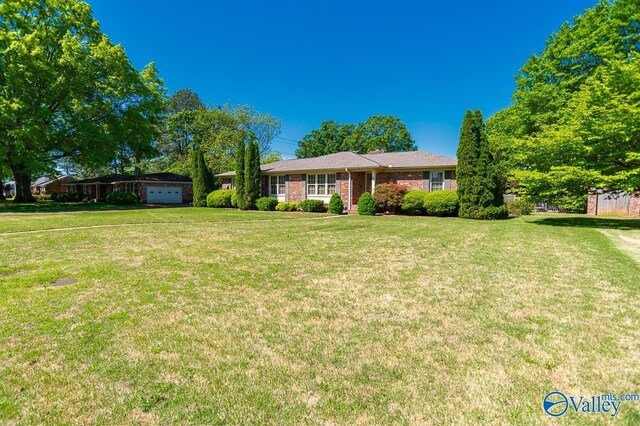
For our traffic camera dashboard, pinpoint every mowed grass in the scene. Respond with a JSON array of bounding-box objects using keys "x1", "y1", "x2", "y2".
[{"x1": 0, "y1": 209, "x2": 639, "y2": 424}]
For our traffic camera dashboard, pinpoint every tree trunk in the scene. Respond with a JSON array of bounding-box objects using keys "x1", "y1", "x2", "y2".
[
  {"x1": 11, "y1": 167, "x2": 35, "y2": 203},
  {"x1": 0, "y1": 180, "x2": 5, "y2": 201}
]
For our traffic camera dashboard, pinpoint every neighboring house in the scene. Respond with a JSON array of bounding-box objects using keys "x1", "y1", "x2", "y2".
[
  {"x1": 587, "y1": 191, "x2": 640, "y2": 217},
  {"x1": 3, "y1": 181, "x2": 15, "y2": 198},
  {"x1": 71, "y1": 173, "x2": 193, "y2": 204},
  {"x1": 216, "y1": 150, "x2": 457, "y2": 211},
  {"x1": 32, "y1": 175, "x2": 77, "y2": 195}
]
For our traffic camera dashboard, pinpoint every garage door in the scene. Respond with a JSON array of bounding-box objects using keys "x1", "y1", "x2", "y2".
[{"x1": 146, "y1": 186, "x2": 182, "y2": 204}]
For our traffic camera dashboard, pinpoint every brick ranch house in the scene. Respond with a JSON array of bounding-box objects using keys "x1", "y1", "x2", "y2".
[
  {"x1": 71, "y1": 173, "x2": 193, "y2": 204},
  {"x1": 216, "y1": 151, "x2": 457, "y2": 211},
  {"x1": 31, "y1": 175, "x2": 77, "y2": 195}
]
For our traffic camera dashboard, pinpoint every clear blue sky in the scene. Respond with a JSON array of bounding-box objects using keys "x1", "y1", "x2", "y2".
[{"x1": 90, "y1": 0, "x2": 597, "y2": 158}]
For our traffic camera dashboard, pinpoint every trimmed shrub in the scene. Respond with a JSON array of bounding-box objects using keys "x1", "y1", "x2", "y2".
[
  {"x1": 276, "y1": 201, "x2": 298, "y2": 211},
  {"x1": 299, "y1": 199, "x2": 326, "y2": 212},
  {"x1": 206, "y1": 189, "x2": 235, "y2": 208},
  {"x1": 373, "y1": 183, "x2": 406, "y2": 213},
  {"x1": 256, "y1": 196, "x2": 278, "y2": 211},
  {"x1": 51, "y1": 192, "x2": 83, "y2": 202},
  {"x1": 33, "y1": 194, "x2": 52, "y2": 200},
  {"x1": 106, "y1": 191, "x2": 139, "y2": 205},
  {"x1": 423, "y1": 190, "x2": 458, "y2": 216},
  {"x1": 401, "y1": 190, "x2": 428, "y2": 215},
  {"x1": 505, "y1": 198, "x2": 534, "y2": 216},
  {"x1": 462, "y1": 204, "x2": 509, "y2": 220},
  {"x1": 328, "y1": 193, "x2": 344, "y2": 214},
  {"x1": 357, "y1": 192, "x2": 377, "y2": 215},
  {"x1": 231, "y1": 191, "x2": 238, "y2": 208}
]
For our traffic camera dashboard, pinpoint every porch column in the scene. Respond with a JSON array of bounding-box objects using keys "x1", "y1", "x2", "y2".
[
  {"x1": 371, "y1": 170, "x2": 377, "y2": 194},
  {"x1": 95, "y1": 183, "x2": 99, "y2": 200}
]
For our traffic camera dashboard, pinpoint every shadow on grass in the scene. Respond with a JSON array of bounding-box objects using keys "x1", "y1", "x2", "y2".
[
  {"x1": 0, "y1": 201, "x2": 181, "y2": 214},
  {"x1": 530, "y1": 215, "x2": 640, "y2": 230}
]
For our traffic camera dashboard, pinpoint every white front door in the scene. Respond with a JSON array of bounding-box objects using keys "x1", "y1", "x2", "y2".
[{"x1": 146, "y1": 186, "x2": 182, "y2": 204}]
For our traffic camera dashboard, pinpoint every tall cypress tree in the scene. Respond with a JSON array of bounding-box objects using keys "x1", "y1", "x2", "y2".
[
  {"x1": 235, "y1": 139, "x2": 246, "y2": 210},
  {"x1": 191, "y1": 148, "x2": 210, "y2": 207},
  {"x1": 244, "y1": 139, "x2": 261, "y2": 209},
  {"x1": 198, "y1": 149, "x2": 214, "y2": 195},
  {"x1": 456, "y1": 110, "x2": 507, "y2": 219}
]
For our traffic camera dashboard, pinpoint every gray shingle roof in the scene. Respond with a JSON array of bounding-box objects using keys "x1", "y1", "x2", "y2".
[
  {"x1": 362, "y1": 151, "x2": 457, "y2": 168},
  {"x1": 216, "y1": 150, "x2": 456, "y2": 177}
]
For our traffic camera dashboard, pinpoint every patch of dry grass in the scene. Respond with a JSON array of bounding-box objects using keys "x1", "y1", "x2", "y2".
[{"x1": 0, "y1": 209, "x2": 639, "y2": 424}]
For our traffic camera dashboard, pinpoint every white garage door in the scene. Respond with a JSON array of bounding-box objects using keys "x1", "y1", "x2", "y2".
[{"x1": 146, "y1": 186, "x2": 182, "y2": 204}]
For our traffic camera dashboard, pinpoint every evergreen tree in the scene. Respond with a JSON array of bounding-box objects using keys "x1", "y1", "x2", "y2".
[
  {"x1": 456, "y1": 110, "x2": 507, "y2": 219},
  {"x1": 199, "y1": 149, "x2": 214, "y2": 195},
  {"x1": 191, "y1": 148, "x2": 211, "y2": 207},
  {"x1": 244, "y1": 139, "x2": 261, "y2": 209},
  {"x1": 235, "y1": 139, "x2": 246, "y2": 209}
]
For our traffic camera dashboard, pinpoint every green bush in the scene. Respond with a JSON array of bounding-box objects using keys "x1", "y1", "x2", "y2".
[
  {"x1": 51, "y1": 192, "x2": 83, "y2": 202},
  {"x1": 505, "y1": 198, "x2": 534, "y2": 216},
  {"x1": 276, "y1": 201, "x2": 298, "y2": 211},
  {"x1": 231, "y1": 191, "x2": 238, "y2": 208},
  {"x1": 206, "y1": 189, "x2": 235, "y2": 208},
  {"x1": 106, "y1": 191, "x2": 139, "y2": 205},
  {"x1": 256, "y1": 196, "x2": 278, "y2": 211},
  {"x1": 423, "y1": 190, "x2": 458, "y2": 216},
  {"x1": 462, "y1": 205, "x2": 509, "y2": 220},
  {"x1": 373, "y1": 183, "x2": 406, "y2": 213},
  {"x1": 328, "y1": 193, "x2": 344, "y2": 214},
  {"x1": 299, "y1": 199, "x2": 326, "y2": 212},
  {"x1": 33, "y1": 194, "x2": 52, "y2": 200},
  {"x1": 357, "y1": 192, "x2": 377, "y2": 215},
  {"x1": 401, "y1": 190, "x2": 428, "y2": 215}
]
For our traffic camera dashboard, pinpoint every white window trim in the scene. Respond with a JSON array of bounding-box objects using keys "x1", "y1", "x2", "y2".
[
  {"x1": 270, "y1": 175, "x2": 286, "y2": 199},
  {"x1": 306, "y1": 173, "x2": 336, "y2": 199},
  {"x1": 430, "y1": 170, "x2": 444, "y2": 192}
]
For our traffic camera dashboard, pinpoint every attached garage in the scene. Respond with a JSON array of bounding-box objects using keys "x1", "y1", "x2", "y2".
[{"x1": 146, "y1": 186, "x2": 183, "y2": 204}]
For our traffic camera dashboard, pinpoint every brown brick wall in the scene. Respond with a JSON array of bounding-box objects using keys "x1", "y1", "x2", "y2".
[
  {"x1": 377, "y1": 172, "x2": 423, "y2": 190},
  {"x1": 287, "y1": 174, "x2": 305, "y2": 202},
  {"x1": 377, "y1": 171, "x2": 457, "y2": 192},
  {"x1": 37, "y1": 176, "x2": 76, "y2": 194}
]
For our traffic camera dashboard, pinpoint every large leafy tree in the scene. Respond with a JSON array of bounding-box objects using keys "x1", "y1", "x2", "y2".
[
  {"x1": 344, "y1": 115, "x2": 416, "y2": 153},
  {"x1": 457, "y1": 110, "x2": 507, "y2": 220},
  {"x1": 223, "y1": 104, "x2": 282, "y2": 156},
  {"x1": 295, "y1": 116, "x2": 416, "y2": 158},
  {"x1": 0, "y1": 0, "x2": 165, "y2": 202},
  {"x1": 488, "y1": 0, "x2": 640, "y2": 208},
  {"x1": 296, "y1": 121, "x2": 355, "y2": 158},
  {"x1": 155, "y1": 89, "x2": 204, "y2": 174}
]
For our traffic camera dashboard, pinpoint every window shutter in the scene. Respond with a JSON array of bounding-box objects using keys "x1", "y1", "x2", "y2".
[
  {"x1": 285, "y1": 175, "x2": 289, "y2": 201},
  {"x1": 423, "y1": 171, "x2": 430, "y2": 191}
]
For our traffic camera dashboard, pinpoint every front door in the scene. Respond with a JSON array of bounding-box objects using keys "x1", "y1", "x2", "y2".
[{"x1": 365, "y1": 172, "x2": 372, "y2": 193}]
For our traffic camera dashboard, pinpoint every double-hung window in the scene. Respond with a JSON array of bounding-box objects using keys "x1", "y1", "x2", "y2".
[
  {"x1": 270, "y1": 175, "x2": 285, "y2": 196},
  {"x1": 307, "y1": 173, "x2": 336, "y2": 196},
  {"x1": 430, "y1": 171, "x2": 444, "y2": 191}
]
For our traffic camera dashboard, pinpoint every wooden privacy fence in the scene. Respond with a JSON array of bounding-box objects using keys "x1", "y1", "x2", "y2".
[{"x1": 595, "y1": 192, "x2": 631, "y2": 217}]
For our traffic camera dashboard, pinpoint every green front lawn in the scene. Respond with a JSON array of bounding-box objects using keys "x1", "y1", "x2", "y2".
[{"x1": 0, "y1": 209, "x2": 639, "y2": 424}]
